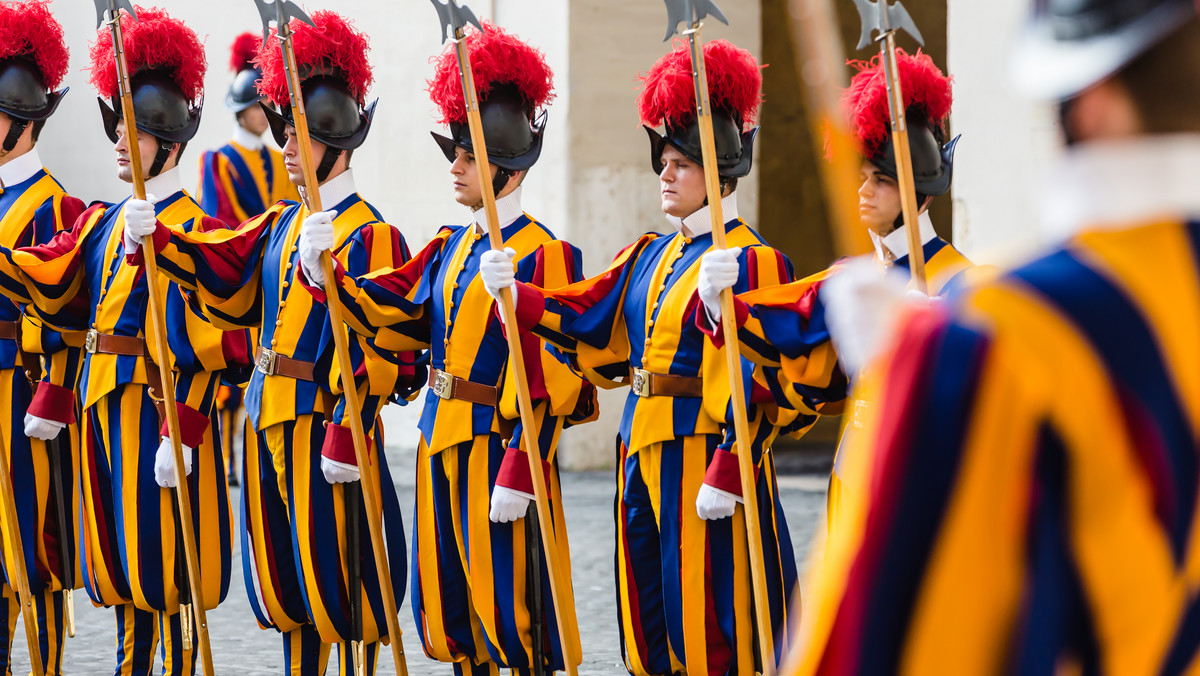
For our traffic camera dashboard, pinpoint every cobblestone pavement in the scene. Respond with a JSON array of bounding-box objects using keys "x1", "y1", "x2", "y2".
[{"x1": 11, "y1": 447, "x2": 828, "y2": 675}]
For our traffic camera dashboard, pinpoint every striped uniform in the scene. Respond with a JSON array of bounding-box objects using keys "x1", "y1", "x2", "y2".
[
  {"x1": 793, "y1": 218, "x2": 1200, "y2": 674},
  {"x1": 509, "y1": 210, "x2": 797, "y2": 676},
  {"x1": 717, "y1": 236, "x2": 975, "y2": 534},
  {"x1": 0, "y1": 158, "x2": 86, "y2": 674},
  {"x1": 147, "y1": 180, "x2": 414, "y2": 675},
  {"x1": 312, "y1": 206, "x2": 594, "y2": 676},
  {"x1": 197, "y1": 140, "x2": 297, "y2": 227},
  {"x1": 197, "y1": 139, "x2": 294, "y2": 483},
  {"x1": 0, "y1": 185, "x2": 235, "y2": 675}
]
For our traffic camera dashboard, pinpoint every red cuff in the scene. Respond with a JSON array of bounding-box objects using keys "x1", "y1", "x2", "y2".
[
  {"x1": 694, "y1": 296, "x2": 750, "y2": 348},
  {"x1": 321, "y1": 423, "x2": 371, "y2": 467},
  {"x1": 703, "y1": 447, "x2": 759, "y2": 497},
  {"x1": 27, "y1": 383, "x2": 76, "y2": 425},
  {"x1": 506, "y1": 282, "x2": 546, "y2": 335},
  {"x1": 495, "y1": 447, "x2": 552, "y2": 496},
  {"x1": 125, "y1": 221, "x2": 171, "y2": 266},
  {"x1": 299, "y1": 257, "x2": 345, "y2": 304},
  {"x1": 159, "y1": 402, "x2": 210, "y2": 449}
]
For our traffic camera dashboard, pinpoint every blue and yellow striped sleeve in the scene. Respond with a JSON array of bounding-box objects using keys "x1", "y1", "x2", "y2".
[
  {"x1": 325, "y1": 220, "x2": 417, "y2": 436},
  {"x1": 1, "y1": 202, "x2": 103, "y2": 315},
  {"x1": 499, "y1": 239, "x2": 597, "y2": 471},
  {"x1": 510, "y1": 234, "x2": 659, "y2": 384},
  {"x1": 307, "y1": 228, "x2": 454, "y2": 343},
  {"x1": 142, "y1": 208, "x2": 275, "y2": 330},
  {"x1": 19, "y1": 195, "x2": 90, "y2": 419}
]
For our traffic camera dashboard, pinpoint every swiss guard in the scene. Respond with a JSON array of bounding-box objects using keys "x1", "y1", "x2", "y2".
[
  {"x1": 481, "y1": 39, "x2": 797, "y2": 676},
  {"x1": 0, "y1": 1, "x2": 83, "y2": 672},
  {"x1": 197, "y1": 32, "x2": 296, "y2": 489},
  {"x1": 298, "y1": 22, "x2": 592, "y2": 676},
  {"x1": 198, "y1": 31, "x2": 297, "y2": 227},
  {"x1": 694, "y1": 49, "x2": 973, "y2": 535},
  {"x1": 0, "y1": 7, "x2": 235, "y2": 675},
  {"x1": 122, "y1": 10, "x2": 414, "y2": 675},
  {"x1": 791, "y1": 0, "x2": 1200, "y2": 673}
]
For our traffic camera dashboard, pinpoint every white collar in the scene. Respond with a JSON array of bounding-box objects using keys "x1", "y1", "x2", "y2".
[
  {"x1": 870, "y1": 211, "x2": 938, "y2": 261},
  {"x1": 666, "y1": 190, "x2": 740, "y2": 237},
  {"x1": 0, "y1": 147, "x2": 43, "y2": 189},
  {"x1": 315, "y1": 169, "x2": 358, "y2": 211},
  {"x1": 1040, "y1": 134, "x2": 1200, "y2": 242},
  {"x1": 232, "y1": 125, "x2": 264, "y2": 151},
  {"x1": 471, "y1": 186, "x2": 525, "y2": 233},
  {"x1": 144, "y1": 167, "x2": 184, "y2": 203}
]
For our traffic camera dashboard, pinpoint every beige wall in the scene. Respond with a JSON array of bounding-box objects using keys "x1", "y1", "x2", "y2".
[
  {"x1": 38, "y1": 0, "x2": 758, "y2": 469},
  {"x1": 947, "y1": 0, "x2": 1059, "y2": 264}
]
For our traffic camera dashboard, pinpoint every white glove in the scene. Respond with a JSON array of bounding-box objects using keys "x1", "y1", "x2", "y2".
[
  {"x1": 122, "y1": 195, "x2": 158, "y2": 252},
  {"x1": 299, "y1": 210, "x2": 336, "y2": 285},
  {"x1": 480, "y1": 248, "x2": 518, "y2": 308},
  {"x1": 821, "y1": 256, "x2": 913, "y2": 377},
  {"x1": 320, "y1": 456, "x2": 359, "y2": 484},
  {"x1": 696, "y1": 484, "x2": 741, "y2": 520},
  {"x1": 23, "y1": 413, "x2": 64, "y2": 441},
  {"x1": 697, "y1": 247, "x2": 743, "y2": 323},
  {"x1": 489, "y1": 485, "x2": 534, "y2": 523},
  {"x1": 153, "y1": 438, "x2": 193, "y2": 489}
]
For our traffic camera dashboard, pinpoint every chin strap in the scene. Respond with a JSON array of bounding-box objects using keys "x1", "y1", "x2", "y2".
[
  {"x1": 316, "y1": 148, "x2": 342, "y2": 184},
  {"x1": 1, "y1": 119, "x2": 29, "y2": 155},
  {"x1": 148, "y1": 140, "x2": 174, "y2": 178},
  {"x1": 491, "y1": 168, "x2": 514, "y2": 199}
]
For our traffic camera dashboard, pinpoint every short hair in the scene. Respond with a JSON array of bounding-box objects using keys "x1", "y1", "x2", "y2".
[{"x1": 1114, "y1": 16, "x2": 1200, "y2": 134}]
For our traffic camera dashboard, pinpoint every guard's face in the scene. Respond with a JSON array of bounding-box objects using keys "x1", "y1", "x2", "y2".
[
  {"x1": 238, "y1": 103, "x2": 270, "y2": 138},
  {"x1": 113, "y1": 120, "x2": 167, "y2": 184},
  {"x1": 858, "y1": 161, "x2": 902, "y2": 235},
  {"x1": 449, "y1": 146, "x2": 499, "y2": 210},
  {"x1": 658, "y1": 145, "x2": 707, "y2": 219},
  {"x1": 281, "y1": 125, "x2": 329, "y2": 188}
]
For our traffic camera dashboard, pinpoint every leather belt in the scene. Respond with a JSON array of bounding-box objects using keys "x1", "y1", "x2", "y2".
[
  {"x1": 429, "y1": 368, "x2": 498, "y2": 407},
  {"x1": 255, "y1": 346, "x2": 316, "y2": 382},
  {"x1": 630, "y1": 367, "x2": 703, "y2": 398},
  {"x1": 84, "y1": 329, "x2": 148, "y2": 356},
  {"x1": 0, "y1": 321, "x2": 19, "y2": 341},
  {"x1": 80, "y1": 331, "x2": 166, "y2": 424}
]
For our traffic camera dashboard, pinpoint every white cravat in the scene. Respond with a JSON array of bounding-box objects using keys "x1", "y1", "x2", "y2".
[
  {"x1": 471, "y1": 185, "x2": 525, "y2": 234},
  {"x1": 0, "y1": 147, "x2": 43, "y2": 189},
  {"x1": 316, "y1": 169, "x2": 359, "y2": 211},
  {"x1": 1040, "y1": 134, "x2": 1200, "y2": 242},
  {"x1": 666, "y1": 190, "x2": 740, "y2": 237},
  {"x1": 144, "y1": 166, "x2": 184, "y2": 203},
  {"x1": 870, "y1": 211, "x2": 938, "y2": 262},
  {"x1": 232, "y1": 125, "x2": 264, "y2": 151}
]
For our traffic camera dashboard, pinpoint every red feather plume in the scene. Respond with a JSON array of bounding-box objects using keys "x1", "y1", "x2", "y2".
[
  {"x1": 88, "y1": 6, "x2": 206, "y2": 103},
  {"x1": 638, "y1": 39, "x2": 762, "y2": 131},
  {"x1": 255, "y1": 10, "x2": 372, "y2": 109},
  {"x1": 229, "y1": 32, "x2": 261, "y2": 72},
  {"x1": 0, "y1": 0, "x2": 68, "y2": 91},
  {"x1": 427, "y1": 22, "x2": 554, "y2": 126},
  {"x1": 842, "y1": 49, "x2": 952, "y2": 158}
]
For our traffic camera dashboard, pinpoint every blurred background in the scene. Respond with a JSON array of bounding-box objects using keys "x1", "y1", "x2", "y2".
[{"x1": 41, "y1": 0, "x2": 1057, "y2": 468}]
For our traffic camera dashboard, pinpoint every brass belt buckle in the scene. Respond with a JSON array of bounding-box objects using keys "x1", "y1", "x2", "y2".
[
  {"x1": 631, "y1": 368, "x2": 650, "y2": 398},
  {"x1": 432, "y1": 369, "x2": 454, "y2": 400},
  {"x1": 256, "y1": 348, "x2": 278, "y2": 376},
  {"x1": 84, "y1": 329, "x2": 99, "y2": 354}
]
